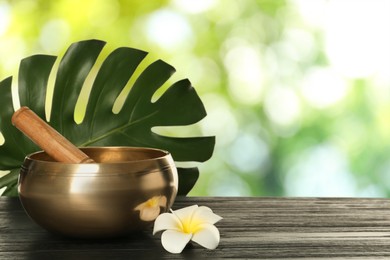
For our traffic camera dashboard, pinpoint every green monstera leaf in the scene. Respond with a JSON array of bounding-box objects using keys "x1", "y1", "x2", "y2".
[{"x1": 0, "y1": 39, "x2": 215, "y2": 196}]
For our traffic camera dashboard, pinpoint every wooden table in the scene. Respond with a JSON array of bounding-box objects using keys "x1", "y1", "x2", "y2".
[{"x1": 1, "y1": 197, "x2": 390, "y2": 259}]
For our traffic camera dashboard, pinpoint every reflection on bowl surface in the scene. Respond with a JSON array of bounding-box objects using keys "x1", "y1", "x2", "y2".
[{"x1": 18, "y1": 147, "x2": 178, "y2": 238}]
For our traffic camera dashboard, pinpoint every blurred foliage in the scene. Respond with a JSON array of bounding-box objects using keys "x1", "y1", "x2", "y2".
[{"x1": 0, "y1": 0, "x2": 389, "y2": 197}]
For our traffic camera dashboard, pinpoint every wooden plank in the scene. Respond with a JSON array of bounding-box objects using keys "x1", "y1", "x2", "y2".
[{"x1": 1, "y1": 197, "x2": 390, "y2": 259}]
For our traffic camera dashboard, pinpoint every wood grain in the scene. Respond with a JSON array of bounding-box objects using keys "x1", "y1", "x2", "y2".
[{"x1": 1, "y1": 197, "x2": 390, "y2": 259}]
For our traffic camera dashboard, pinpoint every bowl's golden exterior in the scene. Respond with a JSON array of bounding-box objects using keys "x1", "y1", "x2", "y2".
[{"x1": 18, "y1": 147, "x2": 178, "y2": 238}]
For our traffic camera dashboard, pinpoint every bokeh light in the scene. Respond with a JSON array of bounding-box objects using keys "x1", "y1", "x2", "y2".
[
  {"x1": 146, "y1": 9, "x2": 194, "y2": 50},
  {"x1": 0, "y1": 2, "x2": 11, "y2": 36}
]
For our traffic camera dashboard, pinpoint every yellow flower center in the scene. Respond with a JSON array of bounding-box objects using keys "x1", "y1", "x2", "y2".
[{"x1": 180, "y1": 218, "x2": 202, "y2": 234}]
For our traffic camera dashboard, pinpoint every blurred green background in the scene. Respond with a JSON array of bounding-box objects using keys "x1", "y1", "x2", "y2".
[{"x1": 1, "y1": 0, "x2": 389, "y2": 197}]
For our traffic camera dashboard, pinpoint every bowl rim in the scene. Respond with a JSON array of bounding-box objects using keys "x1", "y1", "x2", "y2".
[{"x1": 24, "y1": 146, "x2": 173, "y2": 166}]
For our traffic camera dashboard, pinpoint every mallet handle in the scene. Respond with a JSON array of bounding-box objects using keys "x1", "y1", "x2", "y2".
[{"x1": 12, "y1": 107, "x2": 95, "y2": 163}]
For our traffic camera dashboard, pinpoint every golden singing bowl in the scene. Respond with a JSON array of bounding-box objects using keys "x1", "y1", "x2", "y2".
[{"x1": 18, "y1": 147, "x2": 178, "y2": 238}]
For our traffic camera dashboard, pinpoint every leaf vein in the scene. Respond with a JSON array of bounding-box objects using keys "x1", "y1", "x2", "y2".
[{"x1": 81, "y1": 110, "x2": 158, "y2": 146}]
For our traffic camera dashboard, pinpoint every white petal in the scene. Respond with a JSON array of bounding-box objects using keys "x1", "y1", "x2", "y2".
[
  {"x1": 161, "y1": 230, "x2": 192, "y2": 254},
  {"x1": 172, "y1": 205, "x2": 198, "y2": 221},
  {"x1": 153, "y1": 213, "x2": 182, "y2": 235},
  {"x1": 192, "y1": 206, "x2": 223, "y2": 225},
  {"x1": 191, "y1": 223, "x2": 220, "y2": 250}
]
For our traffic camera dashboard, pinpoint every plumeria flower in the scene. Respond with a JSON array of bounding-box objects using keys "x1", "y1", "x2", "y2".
[
  {"x1": 135, "y1": 196, "x2": 167, "y2": 221},
  {"x1": 153, "y1": 205, "x2": 222, "y2": 254}
]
